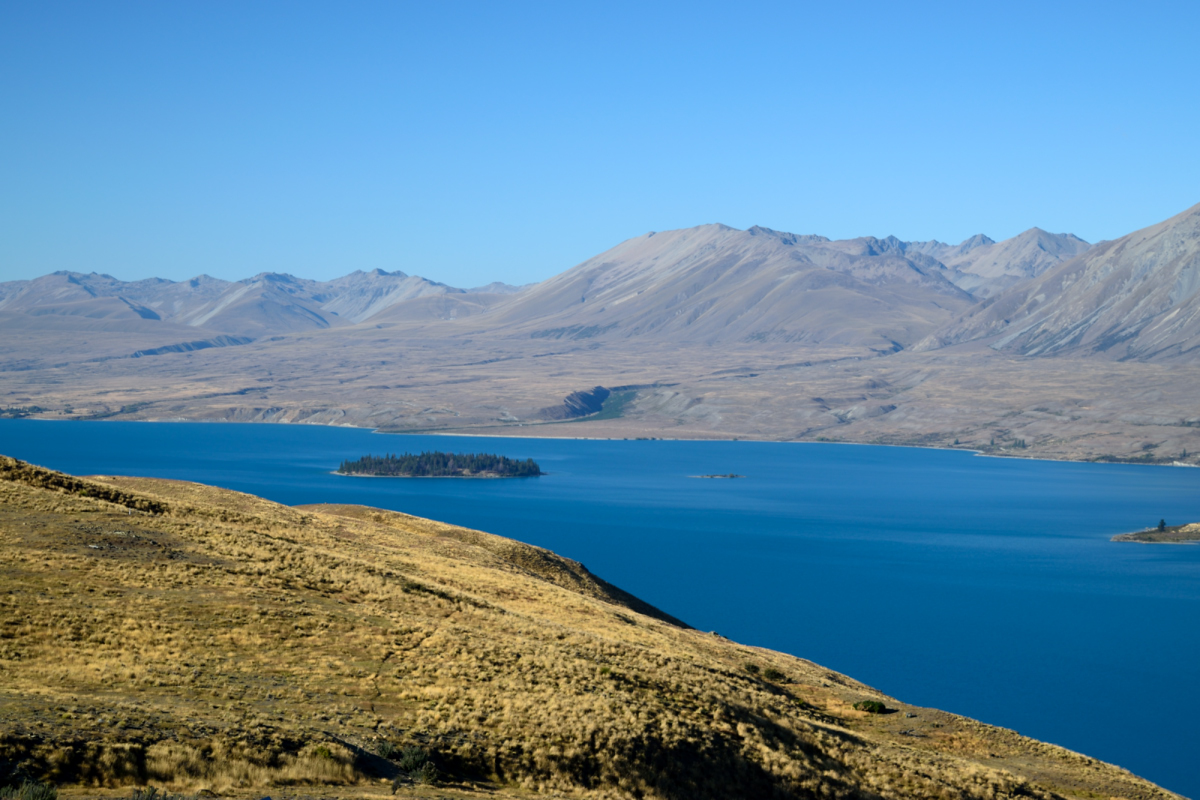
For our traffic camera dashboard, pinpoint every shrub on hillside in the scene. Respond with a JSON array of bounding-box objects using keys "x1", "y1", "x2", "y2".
[
  {"x1": 854, "y1": 700, "x2": 888, "y2": 714},
  {"x1": 391, "y1": 746, "x2": 438, "y2": 789}
]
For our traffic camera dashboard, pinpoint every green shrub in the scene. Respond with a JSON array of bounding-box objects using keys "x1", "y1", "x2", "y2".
[
  {"x1": 313, "y1": 744, "x2": 333, "y2": 760},
  {"x1": 743, "y1": 663, "x2": 760, "y2": 675},
  {"x1": 391, "y1": 746, "x2": 438, "y2": 789},
  {"x1": 375, "y1": 740, "x2": 397, "y2": 759},
  {"x1": 854, "y1": 700, "x2": 887, "y2": 714},
  {"x1": 412, "y1": 761, "x2": 438, "y2": 785},
  {"x1": 396, "y1": 746, "x2": 429, "y2": 773},
  {"x1": 762, "y1": 667, "x2": 786, "y2": 682},
  {"x1": 0, "y1": 781, "x2": 58, "y2": 800}
]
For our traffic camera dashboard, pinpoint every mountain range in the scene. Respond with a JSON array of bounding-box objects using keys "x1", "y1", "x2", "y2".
[
  {"x1": 0, "y1": 223, "x2": 1092, "y2": 349},
  {"x1": 0, "y1": 269, "x2": 524, "y2": 336},
  {"x1": 2, "y1": 201, "x2": 1199, "y2": 464}
]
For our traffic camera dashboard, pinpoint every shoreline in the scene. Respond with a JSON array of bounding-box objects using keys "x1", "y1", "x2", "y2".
[
  {"x1": 1111, "y1": 523, "x2": 1200, "y2": 544},
  {"x1": 11, "y1": 415, "x2": 1199, "y2": 469}
]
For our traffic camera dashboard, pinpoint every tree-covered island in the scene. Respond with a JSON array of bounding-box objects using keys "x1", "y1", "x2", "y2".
[{"x1": 337, "y1": 451, "x2": 543, "y2": 478}]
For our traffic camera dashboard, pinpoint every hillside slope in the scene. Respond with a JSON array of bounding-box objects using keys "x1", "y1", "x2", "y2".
[
  {"x1": 0, "y1": 272, "x2": 230, "y2": 321},
  {"x1": 0, "y1": 456, "x2": 1180, "y2": 800},
  {"x1": 477, "y1": 224, "x2": 976, "y2": 349},
  {"x1": 937, "y1": 228, "x2": 1091, "y2": 297},
  {"x1": 918, "y1": 202, "x2": 1200, "y2": 361}
]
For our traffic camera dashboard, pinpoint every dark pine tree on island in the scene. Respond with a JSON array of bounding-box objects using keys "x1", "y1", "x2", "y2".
[{"x1": 338, "y1": 451, "x2": 543, "y2": 478}]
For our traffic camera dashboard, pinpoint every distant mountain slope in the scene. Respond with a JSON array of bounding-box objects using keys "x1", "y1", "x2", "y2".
[
  {"x1": 900, "y1": 229, "x2": 1090, "y2": 297},
  {"x1": 176, "y1": 270, "x2": 518, "y2": 332},
  {"x1": 0, "y1": 271, "x2": 229, "y2": 320},
  {"x1": 306, "y1": 269, "x2": 471, "y2": 322},
  {"x1": 0, "y1": 268, "x2": 513, "y2": 337},
  {"x1": 468, "y1": 280, "x2": 528, "y2": 294},
  {"x1": 367, "y1": 290, "x2": 512, "y2": 323},
  {"x1": 917, "y1": 202, "x2": 1200, "y2": 361},
  {"x1": 176, "y1": 272, "x2": 347, "y2": 335},
  {"x1": 478, "y1": 224, "x2": 976, "y2": 349},
  {"x1": 939, "y1": 228, "x2": 1091, "y2": 296},
  {"x1": 0, "y1": 222, "x2": 1091, "y2": 344}
]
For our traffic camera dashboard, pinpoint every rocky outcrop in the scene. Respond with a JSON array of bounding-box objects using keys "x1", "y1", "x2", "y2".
[
  {"x1": 130, "y1": 335, "x2": 254, "y2": 358},
  {"x1": 538, "y1": 386, "x2": 611, "y2": 420}
]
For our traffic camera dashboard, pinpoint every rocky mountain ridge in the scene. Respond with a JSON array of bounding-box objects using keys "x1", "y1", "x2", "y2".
[
  {"x1": 4, "y1": 204, "x2": 1200, "y2": 466},
  {"x1": 0, "y1": 268, "x2": 523, "y2": 337},
  {"x1": 0, "y1": 224, "x2": 1088, "y2": 345},
  {"x1": 917, "y1": 201, "x2": 1200, "y2": 362}
]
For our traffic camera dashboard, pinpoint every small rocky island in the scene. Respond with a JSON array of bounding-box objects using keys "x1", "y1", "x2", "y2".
[
  {"x1": 1112, "y1": 520, "x2": 1200, "y2": 543},
  {"x1": 338, "y1": 451, "x2": 543, "y2": 478},
  {"x1": 693, "y1": 473, "x2": 746, "y2": 479}
]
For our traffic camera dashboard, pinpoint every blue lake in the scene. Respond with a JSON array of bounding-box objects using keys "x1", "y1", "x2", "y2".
[{"x1": 2, "y1": 419, "x2": 1198, "y2": 798}]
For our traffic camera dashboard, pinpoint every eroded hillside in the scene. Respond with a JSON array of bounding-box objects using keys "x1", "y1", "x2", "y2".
[{"x1": 0, "y1": 456, "x2": 1180, "y2": 799}]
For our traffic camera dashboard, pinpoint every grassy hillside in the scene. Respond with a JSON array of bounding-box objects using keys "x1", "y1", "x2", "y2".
[{"x1": 0, "y1": 455, "x2": 1180, "y2": 799}]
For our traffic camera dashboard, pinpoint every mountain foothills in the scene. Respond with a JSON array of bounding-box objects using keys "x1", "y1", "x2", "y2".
[
  {"x1": 0, "y1": 456, "x2": 1182, "y2": 799},
  {"x1": 2, "y1": 201, "x2": 1200, "y2": 463}
]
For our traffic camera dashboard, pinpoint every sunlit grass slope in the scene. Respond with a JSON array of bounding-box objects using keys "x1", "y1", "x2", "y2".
[{"x1": 0, "y1": 455, "x2": 1180, "y2": 799}]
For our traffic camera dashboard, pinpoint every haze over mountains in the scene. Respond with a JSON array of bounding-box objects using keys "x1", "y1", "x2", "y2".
[
  {"x1": 0, "y1": 269, "x2": 524, "y2": 337},
  {"x1": 2, "y1": 201, "x2": 1199, "y2": 465},
  {"x1": 0, "y1": 223, "x2": 1090, "y2": 349}
]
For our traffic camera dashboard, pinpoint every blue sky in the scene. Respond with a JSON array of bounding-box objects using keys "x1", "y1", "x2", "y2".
[{"x1": 2, "y1": 1, "x2": 1197, "y2": 287}]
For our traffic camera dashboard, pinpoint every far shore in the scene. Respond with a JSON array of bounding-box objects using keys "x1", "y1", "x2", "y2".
[{"x1": 10, "y1": 415, "x2": 1200, "y2": 469}]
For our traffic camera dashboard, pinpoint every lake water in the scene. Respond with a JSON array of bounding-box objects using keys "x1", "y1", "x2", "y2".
[{"x1": 2, "y1": 419, "x2": 1198, "y2": 798}]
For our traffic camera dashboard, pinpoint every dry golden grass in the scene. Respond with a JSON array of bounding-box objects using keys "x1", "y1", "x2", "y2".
[{"x1": 0, "y1": 455, "x2": 1182, "y2": 799}]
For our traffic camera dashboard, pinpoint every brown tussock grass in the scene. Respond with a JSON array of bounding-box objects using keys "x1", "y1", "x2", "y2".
[{"x1": 0, "y1": 455, "x2": 1183, "y2": 800}]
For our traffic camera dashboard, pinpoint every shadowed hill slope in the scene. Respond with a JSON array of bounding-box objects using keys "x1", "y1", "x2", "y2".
[{"x1": 0, "y1": 456, "x2": 1181, "y2": 799}]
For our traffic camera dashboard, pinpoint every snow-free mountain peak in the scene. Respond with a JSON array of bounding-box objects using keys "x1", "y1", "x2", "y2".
[{"x1": 917, "y1": 201, "x2": 1200, "y2": 361}]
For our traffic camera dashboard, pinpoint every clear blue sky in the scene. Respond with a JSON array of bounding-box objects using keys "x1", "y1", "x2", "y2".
[{"x1": 2, "y1": 1, "x2": 1197, "y2": 287}]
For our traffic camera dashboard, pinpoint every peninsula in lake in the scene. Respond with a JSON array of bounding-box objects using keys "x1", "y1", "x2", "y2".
[
  {"x1": 1112, "y1": 521, "x2": 1200, "y2": 544},
  {"x1": 337, "y1": 451, "x2": 543, "y2": 478}
]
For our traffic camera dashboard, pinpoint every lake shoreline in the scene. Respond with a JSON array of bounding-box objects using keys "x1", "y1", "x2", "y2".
[{"x1": 22, "y1": 415, "x2": 1199, "y2": 469}]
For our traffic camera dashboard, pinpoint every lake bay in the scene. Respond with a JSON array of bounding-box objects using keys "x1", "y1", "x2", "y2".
[{"x1": 1, "y1": 419, "x2": 1197, "y2": 797}]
